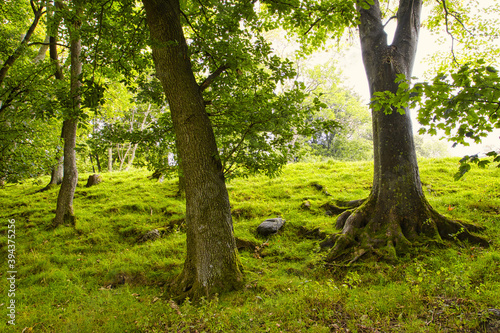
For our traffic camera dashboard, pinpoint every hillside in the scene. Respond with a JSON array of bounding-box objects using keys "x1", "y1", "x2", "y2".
[{"x1": 1, "y1": 158, "x2": 499, "y2": 332}]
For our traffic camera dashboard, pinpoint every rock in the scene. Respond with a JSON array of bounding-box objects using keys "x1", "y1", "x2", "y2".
[
  {"x1": 257, "y1": 218, "x2": 285, "y2": 236},
  {"x1": 85, "y1": 174, "x2": 102, "y2": 187},
  {"x1": 138, "y1": 229, "x2": 160, "y2": 243},
  {"x1": 481, "y1": 308, "x2": 500, "y2": 333},
  {"x1": 311, "y1": 183, "x2": 323, "y2": 191},
  {"x1": 301, "y1": 200, "x2": 311, "y2": 210}
]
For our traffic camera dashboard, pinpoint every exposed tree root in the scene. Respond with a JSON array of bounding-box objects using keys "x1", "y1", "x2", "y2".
[
  {"x1": 35, "y1": 183, "x2": 58, "y2": 193},
  {"x1": 322, "y1": 198, "x2": 489, "y2": 264},
  {"x1": 49, "y1": 212, "x2": 76, "y2": 229},
  {"x1": 166, "y1": 265, "x2": 244, "y2": 303}
]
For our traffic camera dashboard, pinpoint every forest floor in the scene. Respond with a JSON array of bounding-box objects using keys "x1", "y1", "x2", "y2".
[{"x1": 1, "y1": 158, "x2": 499, "y2": 332}]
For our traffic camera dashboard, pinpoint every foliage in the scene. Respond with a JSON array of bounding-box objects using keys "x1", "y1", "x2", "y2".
[
  {"x1": 301, "y1": 61, "x2": 372, "y2": 161},
  {"x1": 259, "y1": 0, "x2": 361, "y2": 53},
  {"x1": 422, "y1": 0, "x2": 500, "y2": 73},
  {"x1": 413, "y1": 135, "x2": 450, "y2": 158},
  {"x1": 371, "y1": 61, "x2": 500, "y2": 179},
  {"x1": 1, "y1": 158, "x2": 499, "y2": 332}
]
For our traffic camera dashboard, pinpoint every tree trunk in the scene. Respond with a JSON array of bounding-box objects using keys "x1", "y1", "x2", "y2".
[
  {"x1": 108, "y1": 146, "x2": 113, "y2": 172},
  {"x1": 126, "y1": 104, "x2": 151, "y2": 171},
  {"x1": 38, "y1": 155, "x2": 63, "y2": 192},
  {"x1": 51, "y1": 155, "x2": 64, "y2": 185},
  {"x1": 118, "y1": 143, "x2": 131, "y2": 171},
  {"x1": 142, "y1": 0, "x2": 243, "y2": 300},
  {"x1": 326, "y1": 0, "x2": 487, "y2": 262},
  {"x1": 89, "y1": 153, "x2": 96, "y2": 173},
  {"x1": 95, "y1": 153, "x2": 101, "y2": 173},
  {"x1": 53, "y1": 2, "x2": 82, "y2": 227},
  {"x1": 53, "y1": 119, "x2": 78, "y2": 226},
  {"x1": 33, "y1": 35, "x2": 50, "y2": 63}
]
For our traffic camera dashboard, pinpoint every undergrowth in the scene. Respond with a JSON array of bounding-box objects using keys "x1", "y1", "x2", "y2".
[{"x1": 0, "y1": 158, "x2": 499, "y2": 332}]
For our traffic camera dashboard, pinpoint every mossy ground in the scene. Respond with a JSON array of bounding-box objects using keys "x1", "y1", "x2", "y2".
[{"x1": 0, "y1": 158, "x2": 499, "y2": 332}]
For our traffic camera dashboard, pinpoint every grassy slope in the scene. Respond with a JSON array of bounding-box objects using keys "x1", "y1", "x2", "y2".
[{"x1": 0, "y1": 158, "x2": 499, "y2": 332}]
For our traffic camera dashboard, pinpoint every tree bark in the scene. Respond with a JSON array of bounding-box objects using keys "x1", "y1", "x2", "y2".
[
  {"x1": 108, "y1": 146, "x2": 113, "y2": 172},
  {"x1": 53, "y1": 1, "x2": 82, "y2": 227},
  {"x1": 326, "y1": 0, "x2": 487, "y2": 262},
  {"x1": 142, "y1": 0, "x2": 243, "y2": 300},
  {"x1": 37, "y1": 155, "x2": 63, "y2": 192}
]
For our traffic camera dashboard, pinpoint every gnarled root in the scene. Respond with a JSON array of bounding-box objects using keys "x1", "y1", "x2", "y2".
[
  {"x1": 322, "y1": 198, "x2": 489, "y2": 264},
  {"x1": 166, "y1": 263, "x2": 244, "y2": 303}
]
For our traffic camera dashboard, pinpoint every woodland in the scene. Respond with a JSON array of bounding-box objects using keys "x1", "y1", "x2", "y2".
[{"x1": 1, "y1": 0, "x2": 500, "y2": 332}]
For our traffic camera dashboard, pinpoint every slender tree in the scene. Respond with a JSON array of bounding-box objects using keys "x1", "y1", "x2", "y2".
[
  {"x1": 141, "y1": 0, "x2": 243, "y2": 300},
  {"x1": 53, "y1": 0, "x2": 83, "y2": 226},
  {"x1": 325, "y1": 0, "x2": 488, "y2": 262}
]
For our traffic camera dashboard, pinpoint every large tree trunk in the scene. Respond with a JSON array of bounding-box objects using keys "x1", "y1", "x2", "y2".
[
  {"x1": 53, "y1": 2, "x2": 82, "y2": 227},
  {"x1": 326, "y1": 0, "x2": 487, "y2": 262},
  {"x1": 142, "y1": 0, "x2": 243, "y2": 300}
]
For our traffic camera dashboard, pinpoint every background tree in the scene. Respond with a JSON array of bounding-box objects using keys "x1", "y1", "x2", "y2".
[
  {"x1": 301, "y1": 61, "x2": 372, "y2": 161},
  {"x1": 0, "y1": 0, "x2": 63, "y2": 183}
]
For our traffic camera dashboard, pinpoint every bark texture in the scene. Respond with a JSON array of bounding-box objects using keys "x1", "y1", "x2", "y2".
[
  {"x1": 108, "y1": 146, "x2": 113, "y2": 172},
  {"x1": 142, "y1": 0, "x2": 243, "y2": 300},
  {"x1": 38, "y1": 155, "x2": 63, "y2": 192},
  {"x1": 326, "y1": 0, "x2": 487, "y2": 263},
  {"x1": 53, "y1": 2, "x2": 82, "y2": 227}
]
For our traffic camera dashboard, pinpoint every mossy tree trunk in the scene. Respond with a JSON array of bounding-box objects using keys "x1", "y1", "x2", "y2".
[
  {"x1": 326, "y1": 0, "x2": 487, "y2": 262},
  {"x1": 53, "y1": 1, "x2": 82, "y2": 227},
  {"x1": 142, "y1": 0, "x2": 243, "y2": 300}
]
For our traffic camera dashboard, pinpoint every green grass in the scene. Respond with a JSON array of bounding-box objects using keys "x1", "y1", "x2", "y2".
[{"x1": 1, "y1": 158, "x2": 499, "y2": 332}]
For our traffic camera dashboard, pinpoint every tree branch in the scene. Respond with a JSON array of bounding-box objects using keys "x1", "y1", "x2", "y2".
[
  {"x1": 383, "y1": 15, "x2": 397, "y2": 28},
  {"x1": 199, "y1": 65, "x2": 229, "y2": 92},
  {"x1": 392, "y1": 0, "x2": 423, "y2": 71},
  {"x1": 0, "y1": 1, "x2": 45, "y2": 86},
  {"x1": 435, "y1": 0, "x2": 474, "y2": 66},
  {"x1": 28, "y1": 41, "x2": 69, "y2": 48}
]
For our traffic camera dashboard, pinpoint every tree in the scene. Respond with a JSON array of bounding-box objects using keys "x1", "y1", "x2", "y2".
[
  {"x1": 141, "y1": 0, "x2": 243, "y2": 300},
  {"x1": 53, "y1": 0, "x2": 83, "y2": 227},
  {"x1": 0, "y1": 0, "x2": 62, "y2": 183},
  {"x1": 302, "y1": 61, "x2": 372, "y2": 161},
  {"x1": 324, "y1": 0, "x2": 488, "y2": 262},
  {"x1": 373, "y1": 0, "x2": 500, "y2": 178}
]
